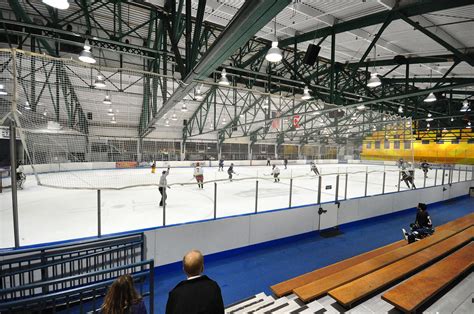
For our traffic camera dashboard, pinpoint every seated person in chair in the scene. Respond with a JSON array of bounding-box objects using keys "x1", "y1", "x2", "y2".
[{"x1": 402, "y1": 203, "x2": 434, "y2": 243}]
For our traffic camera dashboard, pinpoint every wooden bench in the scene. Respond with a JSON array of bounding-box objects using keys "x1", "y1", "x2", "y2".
[
  {"x1": 328, "y1": 227, "x2": 473, "y2": 307},
  {"x1": 382, "y1": 243, "x2": 474, "y2": 313},
  {"x1": 293, "y1": 216, "x2": 473, "y2": 302},
  {"x1": 270, "y1": 212, "x2": 474, "y2": 298}
]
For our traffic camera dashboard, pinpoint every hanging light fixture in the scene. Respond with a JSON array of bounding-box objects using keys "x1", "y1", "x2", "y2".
[
  {"x1": 102, "y1": 93, "x2": 112, "y2": 105},
  {"x1": 423, "y1": 92, "x2": 436, "y2": 103},
  {"x1": 460, "y1": 99, "x2": 470, "y2": 112},
  {"x1": 24, "y1": 101, "x2": 31, "y2": 110},
  {"x1": 222, "y1": 117, "x2": 226, "y2": 125},
  {"x1": 209, "y1": 123, "x2": 214, "y2": 130},
  {"x1": 110, "y1": 115, "x2": 117, "y2": 124},
  {"x1": 398, "y1": 106, "x2": 403, "y2": 114},
  {"x1": 195, "y1": 86, "x2": 204, "y2": 101},
  {"x1": 426, "y1": 122, "x2": 431, "y2": 128},
  {"x1": 165, "y1": 119, "x2": 170, "y2": 127},
  {"x1": 301, "y1": 86, "x2": 311, "y2": 100},
  {"x1": 367, "y1": 47, "x2": 381, "y2": 88},
  {"x1": 265, "y1": 17, "x2": 282, "y2": 63},
  {"x1": 467, "y1": 121, "x2": 472, "y2": 129},
  {"x1": 426, "y1": 113, "x2": 433, "y2": 122},
  {"x1": 94, "y1": 75, "x2": 106, "y2": 88},
  {"x1": 181, "y1": 103, "x2": 188, "y2": 112},
  {"x1": 0, "y1": 84, "x2": 7, "y2": 96},
  {"x1": 367, "y1": 73, "x2": 382, "y2": 88},
  {"x1": 43, "y1": 108, "x2": 48, "y2": 117},
  {"x1": 450, "y1": 117, "x2": 454, "y2": 122},
  {"x1": 42, "y1": 0, "x2": 70, "y2": 10},
  {"x1": 351, "y1": 114, "x2": 357, "y2": 120},
  {"x1": 78, "y1": 39, "x2": 96, "y2": 64},
  {"x1": 107, "y1": 105, "x2": 114, "y2": 116},
  {"x1": 171, "y1": 113, "x2": 178, "y2": 121},
  {"x1": 218, "y1": 69, "x2": 230, "y2": 86}
]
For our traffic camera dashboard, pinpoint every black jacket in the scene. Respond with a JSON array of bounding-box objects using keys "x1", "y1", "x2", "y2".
[
  {"x1": 416, "y1": 210, "x2": 432, "y2": 228},
  {"x1": 165, "y1": 275, "x2": 224, "y2": 314}
]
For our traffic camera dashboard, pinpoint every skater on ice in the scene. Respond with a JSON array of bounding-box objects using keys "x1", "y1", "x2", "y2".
[
  {"x1": 151, "y1": 161, "x2": 156, "y2": 174},
  {"x1": 194, "y1": 163, "x2": 204, "y2": 189},
  {"x1": 284, "y1": 158, "x2": 288, "y2": 169},
  {"x1": 397, "y1": 158, "x2": 404, "y2": 169},
  {"x1": 272, "y1": 164, "x2": 280, "y2": 182},
  {"x1": 227, "y1": 163, "x2": 236, "y2": 182},
  {"x1": 218, "y1": 158, "x2": 224, "y2": 172},
  {"x1": 266, "y1": 158, "x2": 271, "y2": 166},
  {"x1": 420, "y1": 160, "x2": 431, "y2": 178},
  {"x1": 158, "y1": 165, "x2": 170, "y2": 207},
  {"x1": 400, "y1": 168, "x2": 416, "y2": 189},
  {"x1": 16, "y1": 161, "x2": 26, "y2": 190},
  {"x1": 310, "y1": 162, "x2": 320, "y2": 176},
  {"x1": 402, "y1": 203, "x2": 434, "y2": 243}
]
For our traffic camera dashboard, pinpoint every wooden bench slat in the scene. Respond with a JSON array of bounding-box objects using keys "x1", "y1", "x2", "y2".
[
  {"x1": 293, "y1": 217, "x2": 473, "y2": 302},
  {"x1": 270, "y1": 212, "x2": 474, "y2": 298},
  {"x1": 381, "y1": 242, "x2": 474, "y2": 313},
  {"x1": 328, "y1": 227, "x2": 474, "y2": 307}
]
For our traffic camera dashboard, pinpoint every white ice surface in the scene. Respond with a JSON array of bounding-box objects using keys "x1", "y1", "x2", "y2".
[{"x1": 0, "y1": 164, "x2": 468, "y2": 248}]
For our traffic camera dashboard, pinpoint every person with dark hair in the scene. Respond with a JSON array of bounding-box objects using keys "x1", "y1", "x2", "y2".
[
  {"x1": 166, "y1": 250, "x2": 224, "y2": 314},
  {"x1": 402, "y1": 203, "x2": 434, "y2": 243},
  {"x1": 218, "y1": 158, "x2": 224, "y2": 172},
  {"x1": 271, "y1": 164, "x2": 280, "y2": 183},
  {"x1": 159, "y1": 166, "x2": 170, "y2": 207},
  {"x1": 227, "y1": 163, "x2": 236, "y2": 182},
  {"x1": 420, "y1": 160, "x2": 431, "y2": 178},
  {"x1": 284, "y1": 158, "x2": 288, "y2": 169},
  {"x1": 193, "y1": 162, "x2": 204, "y2": 189},
  {"x1": 266, "y1": 157, "x2": 271, "y2": 166},
  {"x1": 102, "y1": 274, "x2": 147, "y2": 314},
  {"x1": 151, "y1": 161, "x2": 156, "y2": 174},
  {"x1": 16, "y1": 161, "x2": 25, "y2": 190}
]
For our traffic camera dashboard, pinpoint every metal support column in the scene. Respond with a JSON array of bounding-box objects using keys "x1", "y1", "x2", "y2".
[
  {"x1": 214, "y1": 182, "x2": 217, "y2": 219},
  {"x1": 382, "y1": 172, "x2": 386, "y2": 194},
  {"x1": 10, "y1": 124, "x2": 20, "y2": 248},
  {"x1": 97, "y1": 190, "x2": 101, "y2": 237},
  {"x1": 289, "y1": 178, "x2": 293, "y2": 208},
  {"x1": 435, "y1": 168, "x2": 438, "y2": 186},
  {"x1": 255, "y1": 180, "x2": 259, "y2": 213},
  {"x1": 317, "y1": 176, "x2": 322, "y2": 204},
  {"x1": 163, "y1": 187, "x2": 167, "y2": 226},
  {"x1": 335, "y1": 175, "x2": 339, "y2": 202},
  {"x1": 344, "y1": 173, "x2": 348, "y2": 200},
  {"x1": 442, "y1": 168, "x2": 446, "y2": 185},
  {"x1": 398, "y1": 171, "x2": 401, "y2": 192},
  {"x1": 364, "y1": 171, "x2": 369, "y2": 196}
]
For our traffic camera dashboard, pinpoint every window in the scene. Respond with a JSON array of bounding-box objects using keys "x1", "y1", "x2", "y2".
[
  {"x1": 451, "y1": 139, "x2": 460, "y2": 144},
  {"x1": 404, "y1": 141, "x2": 411, "y2": 150},
  {"x1": 436, "y1": 140, "x2": 444, "y2": 144},
  {"x1": 375, "y1": 141, "x2": 381, "y2": 149},
  {"x1": 468, "y1": 139, "x2": 474, "y2": 144},
  {"x1": 384, "y1": 140, "x2": 390, "y2": 149},
  {"x1": 394, "y1": 141, "x2": 400, "y2": 149},
  {"x1": 422, "y1": 140, "x2": 430, "y2": 144},
  {"x1": 366, "y1": 141, "x2": 371, "y2": 149}
]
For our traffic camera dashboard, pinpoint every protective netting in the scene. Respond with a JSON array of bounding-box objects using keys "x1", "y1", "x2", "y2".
[{"x1": 0, "y1": 49, "x2": 414, "y2": 190}]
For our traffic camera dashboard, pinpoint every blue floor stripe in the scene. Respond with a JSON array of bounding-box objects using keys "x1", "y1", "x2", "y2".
[{"x1": 152, "y1": 196, "x2": 474, "y2": 313}]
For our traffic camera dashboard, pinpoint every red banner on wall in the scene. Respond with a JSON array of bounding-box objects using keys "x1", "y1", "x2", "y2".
[{"x1": 293, "y1": 115, "x2": 300, "y2": 128}]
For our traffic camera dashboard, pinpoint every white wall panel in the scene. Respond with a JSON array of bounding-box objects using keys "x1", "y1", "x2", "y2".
[{"x1": 358, "y1": 195, "x2": 393, "y2": 219}]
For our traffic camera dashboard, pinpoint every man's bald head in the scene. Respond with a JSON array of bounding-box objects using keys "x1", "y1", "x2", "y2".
[{"x1": 183, "y1": 250, "x2": 204, "y2": 277}]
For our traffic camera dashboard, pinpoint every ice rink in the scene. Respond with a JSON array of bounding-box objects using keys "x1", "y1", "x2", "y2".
[{"x1": 1, "y1": 163, "x2": 471, "y2": 248}]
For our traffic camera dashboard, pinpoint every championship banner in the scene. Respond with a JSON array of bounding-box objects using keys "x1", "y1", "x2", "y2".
[
  {"x1": 116, "y1": 161, "x2": 138, "y2": 168},
  {"x1": 293, "y1": 115, "x2": 301, "y2": 128}
]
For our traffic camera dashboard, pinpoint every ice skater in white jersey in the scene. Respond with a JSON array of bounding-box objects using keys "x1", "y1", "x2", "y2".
[
  {"x1": 310, "y1": 162, "x2": 320, "y2": 176},
  {"x1": 272, "y1": 164, "x2": 280, "y2": 182}
]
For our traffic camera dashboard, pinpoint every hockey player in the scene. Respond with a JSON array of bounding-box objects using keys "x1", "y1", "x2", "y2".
[
  {"x1": 420, "y1": 160, "x2": 430, "y2": 178},
  {"x1": 310, "y1": 162, "x2": 320, "y2": 176},
  {"x1": 266, "y1": 158, "x2": 271, "y2": 166},
  {"x1": 397, "y1": 158, "x2": 404, "y2": 169},
  {"x1": 218, "y1": 158, "x2": 224, "y2": 172},
  {"x1": 151, "y1": 161, "x2": 156, "y2": 174},
  {"x1": 400, "y1": 168, "x2": 416, "y2": 189},
  {"x1": 158, "y1": 166, "x2": 170, "y2": 206},
  {"x1": 284, "y1": 158, "x2": 288, "y2": 170},
  {"x1": 272, "y1": 164, "x2": 280, "y2": 183},
  {"x1": 227, "y1": 163, "x2": 236, "y2": 182},
  {"x1": 402, "y1": 203, "x2": 434, "y2": 243},
  {"x1": 193, "y1": 162, "x2": 204, "y2": 189},
  {"x1": 16, "y1": 161, "x2": 25, "y2": 190}
]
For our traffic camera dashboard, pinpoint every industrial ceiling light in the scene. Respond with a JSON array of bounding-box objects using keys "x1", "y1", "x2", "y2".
[
  {"x1": 357, "y1": 103, "x2": 366, "y2": 110},
  {"x1": 102, "y1": 93, "x2": 112, "y2": 105},
  {"x1": 367, "y1": 73, "x2": 382, "y2": 88},
  {"x1": 107, "y1": 106, "x2": 114, "y2": 116},
  {"x1": 165, "y1": 119, "x2": 170, "y2": 127},
  {"x1": 450, "y1": 117, "x2": 454, "y2": 122},
  {"x1": 209, "y1": 123, "x2": 213, "y2": 130},
  {"x1": 222, "y1": 117, "x2": 226, "y2": 125},
  {"x1": 426, "y1": 123, "x2": 430, "y2": 128},
  {"x1": 43, "y1": 108, "x2": 48, "y2": 117},
  {"x1": 351, "y1": 114, "x2": 357, "y2": 120},
  {"x1": 423, "y1": 92, "x2": 436, "y2": 103},
  {"x1": 265, "y1": 17, "x2": 282, "y2": 63},
  {"x1": 398, "y1": 106, "x2": 403, "y2": 114},
  {"x1": 110, "y1": 115, "x2": 117, "y2": 124},
  {"x1": 195, "y1": 86, "x2": 204, "y2": 101},
  {"x1": 78, "y1": 39, "x2": 96, "y2": 64},
  {"x1": 301, "y1": 86, "x2": 311, "y2": 100},
  {"x1": 42, "y1": 0, "x2": 70, "y2": 10},
  {"x1": 460, "y1": 99, "x2": 470, "y2": 112},
  {"x1": 467, "y1": 121, "x2": 472, "y2": 129},
  {"x1": 181, "y1": 103, "x2": 188, "y2": 112},
  {"x1": 218, "y1": 68, "x2": 230, "y2": 86},
  {"x1": 262, "y1": 98, "x2": 270, "y2": 109},
  {"x1": 171, "y1": 113, "x2": 178, "y2": 121},
  {"x1": 94, "y1": 75, "x2": 106, "y2": 88},
  {"x1": 426, "y1": 113, "x2": 433, "y2": 122},
  {"x1": 24, "y1": 101, "x2": 31, "y2": 110},
  {"x1": 0, "y1": 84, "x2": 7, "y2": 96}
]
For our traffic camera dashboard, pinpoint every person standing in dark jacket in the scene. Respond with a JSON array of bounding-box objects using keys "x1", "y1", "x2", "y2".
[{"x1": 166, "y1": 250, "x2": 224, "y2": 314}]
